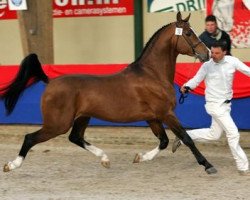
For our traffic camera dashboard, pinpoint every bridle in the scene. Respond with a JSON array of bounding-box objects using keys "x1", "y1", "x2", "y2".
[
  {"x1": 182, "y1": 36, "x2": 203, "y2": 56},
  {"x1": 174, "y1": 22, "x2": 205, "y2": 61}
]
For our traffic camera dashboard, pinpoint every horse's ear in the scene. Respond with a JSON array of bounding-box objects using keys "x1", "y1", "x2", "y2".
[
  {"x1": 183, "y1": 13, "x2": 191, "y2": 22},
  {"x1": 176, "y1": 11, "x2": 182, "y2": 22}
]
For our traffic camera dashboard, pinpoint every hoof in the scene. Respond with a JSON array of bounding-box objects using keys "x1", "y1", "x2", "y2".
[
  {"x1": 206, "y1": 167, "x2": 217, "y2": 174},
  {"x1": 101, "y1": 160, "x2": 110, "y2": 169},
  {"x1": 133, "y1": 153, "x2": 142, "y2": 163},
  {"x1": 3, "y1": 164, "x2": 10, "y2": 172}
]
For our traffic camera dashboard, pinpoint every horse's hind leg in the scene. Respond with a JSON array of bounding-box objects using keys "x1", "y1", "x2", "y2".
[
  {"x1": 163, "y1": 112, "x2": 217, "y2": 174},
  {"x1": 68, "y1": 117, "x2": 110, "y2": 168},
  {"x1": 3, "y1": 126, "x2": 68, "y2": 172},
  {"x1": 134, "y1": 120, "x2": 169, "y2": 163}
]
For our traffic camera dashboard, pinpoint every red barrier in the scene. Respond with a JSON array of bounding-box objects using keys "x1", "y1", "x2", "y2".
[{"x1": 1, "y1": 63, "x2": 250, "y2": 98}]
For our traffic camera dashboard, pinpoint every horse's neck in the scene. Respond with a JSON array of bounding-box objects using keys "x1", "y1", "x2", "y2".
[
  {"x1": 137, "y1": 25, "x2": 178, "y2": 84},
  {"x1": 139, "y1": 45, "x2": 178, "y2": 84}
]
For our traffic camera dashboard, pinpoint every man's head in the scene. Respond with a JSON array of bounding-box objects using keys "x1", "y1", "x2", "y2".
[
  {"x1": 205, "y1": 15, "x2": 218, "y2": 35},
  {"x1": 211, "y1": 41, "x2": 227, "y2": 63}
]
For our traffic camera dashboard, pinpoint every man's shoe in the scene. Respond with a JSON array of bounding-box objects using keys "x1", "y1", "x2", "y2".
[
  {"x1": 172, "y1": 137, "x2": 181, "y2": 153},
  {"x1": 238, "y1": 170, "x2": 250, "y2": 176}
]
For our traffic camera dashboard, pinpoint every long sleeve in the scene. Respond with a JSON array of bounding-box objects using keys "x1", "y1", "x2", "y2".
[
  {"x1": 184, "y1": 64, "x2": 207, "y2": 90},
  {"x1": 184, "y1": 57, "x2": 250, "y2": 103},
  {"x1": 235, "y1": 58, "x2": 250, "y2": 76}
]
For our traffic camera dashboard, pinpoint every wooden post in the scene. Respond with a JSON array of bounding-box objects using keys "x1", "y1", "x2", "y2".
[
  {"x1": 17, "y1": 0, "x2": 53, "y2": 64},
  {"x1": 134, "y1": 0, "x2": 143, "y2": 60}
]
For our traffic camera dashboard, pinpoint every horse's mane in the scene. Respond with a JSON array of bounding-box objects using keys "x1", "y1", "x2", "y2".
[{"x1": 134, "y1": 23, "x2": 172, "y2": 63}]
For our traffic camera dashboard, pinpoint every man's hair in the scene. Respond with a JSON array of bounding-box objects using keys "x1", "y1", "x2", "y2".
[
  {"x1": 211, "y1": 41, "x2": 227, "y2": 51},
  {"x1": 205, "y1": 15, "x2": 217, "y2": 23}
]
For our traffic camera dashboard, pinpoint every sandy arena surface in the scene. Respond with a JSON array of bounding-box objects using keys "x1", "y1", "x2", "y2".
[{"x1": 0, "y1": 125, "x2": 250, "y2": 200}]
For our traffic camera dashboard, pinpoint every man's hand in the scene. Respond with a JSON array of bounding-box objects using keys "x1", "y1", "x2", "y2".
[{"x1": 180, "y1": 86, "x2": 191, "y2": 94}]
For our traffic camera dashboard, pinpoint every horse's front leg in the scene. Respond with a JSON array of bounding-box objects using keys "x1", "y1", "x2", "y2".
[
  {"x1": 164, "y1": 112, "x2": 217, "y2": 174},
  {"x1": 133, "y1": 120, "x2": 169, "y2": 163}
]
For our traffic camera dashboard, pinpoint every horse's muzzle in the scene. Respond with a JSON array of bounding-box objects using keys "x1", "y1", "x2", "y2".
[{"x1": 197, "y1": 52, "x2": 210, "y2": 62}]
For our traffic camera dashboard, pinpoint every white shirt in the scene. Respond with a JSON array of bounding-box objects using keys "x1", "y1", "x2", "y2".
[{"x1": 185, "y1": 56, "x2": 250, "y2": 103}]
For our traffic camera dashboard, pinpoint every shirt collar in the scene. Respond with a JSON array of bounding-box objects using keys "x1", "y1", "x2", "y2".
[{"x1": 212, "y1": 56, "x2": 226, "y2": 64}]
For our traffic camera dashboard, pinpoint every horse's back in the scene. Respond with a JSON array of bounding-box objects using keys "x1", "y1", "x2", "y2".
[{"x1": 46, "y1": 74, "x2": 129, "y2": 95}]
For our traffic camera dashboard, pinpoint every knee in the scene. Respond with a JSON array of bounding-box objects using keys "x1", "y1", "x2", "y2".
[{"x1": 212, "y1": 133, "x2": 222, "y2": 140}]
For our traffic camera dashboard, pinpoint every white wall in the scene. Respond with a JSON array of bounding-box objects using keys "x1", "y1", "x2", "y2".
[{"x1": 54, "y1": 16, "x2": 134, "y2": 64}]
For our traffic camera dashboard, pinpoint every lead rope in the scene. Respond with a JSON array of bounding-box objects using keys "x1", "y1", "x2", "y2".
[
  {"x1": 173, "y1": 25, "x2": 198, "y2": 104},
  {"x1": 178, "y1": 86, "x2": 192, "y2": 104},
  {"x1": 178, "y1": 58, "x2": 197, "y2": 104},
  {"x1": 175, "y1": 34, "x2": 193, "y2": 104}
]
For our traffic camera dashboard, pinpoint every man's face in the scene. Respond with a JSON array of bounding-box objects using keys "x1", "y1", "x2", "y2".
[
  {"x1": 211, "y1": 47, "x2": 226, "y2": 63},
  {"x1": 205, "y1": 21, "x2": 217, "y2": 34}
]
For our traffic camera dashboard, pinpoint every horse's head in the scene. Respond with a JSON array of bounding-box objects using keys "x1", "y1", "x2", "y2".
[{"x1": 173, "y1": 12, "x2": 210, "y2": 62}]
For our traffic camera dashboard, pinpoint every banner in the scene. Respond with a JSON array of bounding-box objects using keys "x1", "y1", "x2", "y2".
[
  {"x1": 207, "y1": 0, "x2": 250, "y2": 48},
  {"x1": 148, "y1": 0, "x2": 205, "y2": 12},
  {"x1": 8, "y1": 0, "x2": 27, "y2": 10},
  {"x1": 0, "y1": 0, "x2": 16, "y2": 19},
  {"x1": 0, "y1": 0, "x2": 133, "y2": 20},
  {"x1": 53, "y1": 0, "x2": 134, "y2": 18}
]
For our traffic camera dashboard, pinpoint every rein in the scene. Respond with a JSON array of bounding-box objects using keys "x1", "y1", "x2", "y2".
[
  {"x1": 178, "y1": 58, "x2": 197, "y2": 104},
  {"x1": 178, "y1": 86, "x2": 192, "y2": 104},
  {"x1": 183, "y1": 35, "x2": 202, "y2": 52},
  {"x1": 173, "y1": 23, "x2": 202, "y2": 104},
  {"x1": 182, "y1": 34, "x2": 203, "y2": 57}
]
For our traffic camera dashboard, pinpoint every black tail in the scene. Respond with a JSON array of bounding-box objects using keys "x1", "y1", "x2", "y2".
[{"x1": 0, "y1": 53, "x2": 49, "y2": 115}]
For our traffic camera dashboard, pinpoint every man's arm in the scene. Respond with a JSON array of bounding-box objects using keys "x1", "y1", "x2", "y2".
[
  {"x1": 180, "y1": 64, "x2": 207, "y2": 93},
  {"x1": 235, "y1": 58, "x2": 250, "y2": 76}
]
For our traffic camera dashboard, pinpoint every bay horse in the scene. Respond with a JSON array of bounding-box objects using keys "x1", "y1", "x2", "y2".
[{"x1": 2, "y1": 12, "x2": 217, "y2": 174}]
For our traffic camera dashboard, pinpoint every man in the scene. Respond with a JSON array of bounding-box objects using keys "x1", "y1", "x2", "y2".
[
  {"x1": 199, "y1": 15, "x2": 232, "y2": 55},
  {"x1": 172, "y1": 41, "x2": 250, "y2": 176}
]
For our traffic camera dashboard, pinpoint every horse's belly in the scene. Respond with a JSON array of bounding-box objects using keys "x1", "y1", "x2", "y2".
[
  {"x1": 85, "y1": 106, "x2": 155, "y2": 123},
  {"x1": 93, "y1": 114, "x2": 152, "y2": 123}
]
